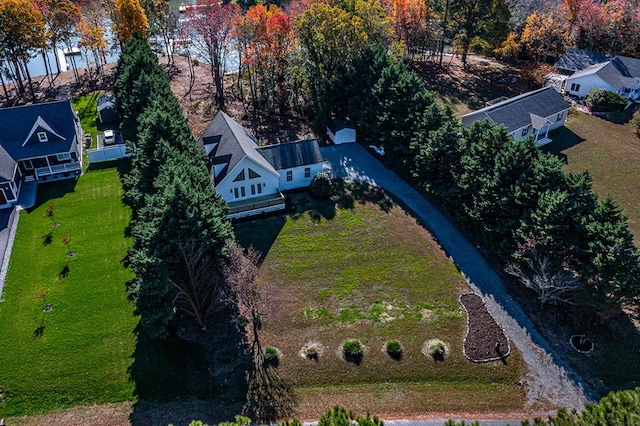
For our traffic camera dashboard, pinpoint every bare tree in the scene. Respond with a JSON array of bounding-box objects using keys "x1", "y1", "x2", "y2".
[
  {"x1": 169, "y1": 239, "x2": 224, "y2": 330},
  {"x1": 223, "y1": 240, "x2": 267, "y2": 348},
  {"x1": 184, "y1": 0, "x2": 239, "y2": 110},
  {"x1": 506, "y1": 253, "x2": 582, "y2": 306}
]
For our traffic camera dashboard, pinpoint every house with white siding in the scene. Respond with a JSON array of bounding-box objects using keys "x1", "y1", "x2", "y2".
[
  {"x1": 460, "y1": 87, "x2": 571, "y2": 146},
  {"x1": 198, "y1": 111, "x2": 325, "y2": 219},
  {"x1": 559, "y1": 53, "x2": 640, "y2": 101}
]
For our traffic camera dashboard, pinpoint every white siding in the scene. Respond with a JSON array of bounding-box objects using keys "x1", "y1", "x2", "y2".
[
  {"x1": 564, "y1": 74, "x2": 616, "y2": 98},
  {"x1": 277, "y1": 163, "x2": 324, "y2": 191},
  {"x1": 215, "y1": 157, "x2": 279, "y2": 204},
  {"x1": 510, "y1": 108, "x2": 569, "y2": 142},
  {"x1": 327, "y1": 127, "x2": 356, "y2": 144}
]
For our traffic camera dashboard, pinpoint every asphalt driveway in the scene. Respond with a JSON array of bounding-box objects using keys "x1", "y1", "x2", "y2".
[{"x1": 321, "y1": 143, "x2": 593, "y2": 411}]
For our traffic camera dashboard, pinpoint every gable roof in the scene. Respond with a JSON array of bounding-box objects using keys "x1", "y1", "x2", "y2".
[
  {"x1": 554, "y1": 48, "x2": 610, "y2": 73},
  {"x1": 97, "y1": 93, "x2": 116, "y2": 112},
  {"x1": 460, "y1": 87, "x2": 570, "y2": 132},
  {"x1": 327, "y1": 118, "x2": 352, "y2": 134},
  {"x1": 0, "y1": 146, "x2": 17, "y2": 182},
  {"x1": 567, "y1": 55, "x2": 640, "y2": 90},
  {"x1": 198, "y1": 111, "x2": 278, "y2": 185},
  {"x1": 257, "y1": 139, "x2": 323, "y2": 170},
  {"x1": 0, "y1": 100, "x2": 79, "y2": 161}
]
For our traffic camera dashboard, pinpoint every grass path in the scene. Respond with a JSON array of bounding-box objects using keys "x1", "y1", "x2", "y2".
[{"x1": 0, "y1": 162, "x2": 136, "y2": 416}]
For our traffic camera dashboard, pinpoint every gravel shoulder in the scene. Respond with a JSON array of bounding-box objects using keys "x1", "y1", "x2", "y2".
[{"x1": 321, "y1": 143, "x2": 594, "y2": 412}]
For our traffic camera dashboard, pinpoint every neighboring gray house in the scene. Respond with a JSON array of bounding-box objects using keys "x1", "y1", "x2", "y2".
[
  {"x1": 97, "y1": 94, "x2": 118, "y2": 124},
  {"x1": 0, "y1": 100, "x2": 83, "y2": 208},
  {"x1": 554, "y1": 48, "x2": 611, "y2": 75},
  {"x1": 198, "y1": 111, "x2": 325, "y2": 219},
  {"x1": 460, "y1": 87, "x2": 571, "y2": 146},
  {"x1": 563, "y1": 56, "x2": 640, "y2": 101}
]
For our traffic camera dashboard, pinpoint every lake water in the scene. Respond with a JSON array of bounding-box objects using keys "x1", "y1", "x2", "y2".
[{"x1": 17, "y1": 7, "x2": 239, "y2": 82}]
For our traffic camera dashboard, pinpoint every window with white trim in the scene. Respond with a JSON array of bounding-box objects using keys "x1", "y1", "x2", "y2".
[
  {"x1": 57, "y1": 152, "x2": 71, "y2": 161},
  {"x1": 556, "y1": 112, "x2": 563, "y2": 122},
  {"x1": 286, "y1": 170, "x2": 293, "y2": 181},
  {"x1": 521, "y1": 128, "x2": 528, "y2": 137},
  {"x1": 570, "y1": 83, "x2": 580, "y2": 92},
  {"x1": 38, "y1": 132, "x2": 48, "y2": 142},
  {"x1": 304, "y1": 167, "x2": 311, "y2": 178}
]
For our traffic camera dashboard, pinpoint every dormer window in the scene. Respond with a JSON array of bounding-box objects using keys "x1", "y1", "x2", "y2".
[{"x1": 38, "y1": 132, "x2": 48, "y2": 142}]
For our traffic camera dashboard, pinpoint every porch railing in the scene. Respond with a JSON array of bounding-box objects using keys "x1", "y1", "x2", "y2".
[{"x1": 35, "y1": 162, "x2": 82, "y2": 178}]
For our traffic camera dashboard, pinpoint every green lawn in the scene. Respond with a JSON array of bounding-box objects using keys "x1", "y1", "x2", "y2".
[
  {"x1": 547, "y1": 110, "x2": 640, "y2": 242},
  {"x1": 0, "y1": 162, "x2": 136, "y2": 416},
  {"x1": 235, "y1": 187, "x2": 526, "y2": 418}
]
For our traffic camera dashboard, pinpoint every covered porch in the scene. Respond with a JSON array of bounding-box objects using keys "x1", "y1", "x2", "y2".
[
  {"x1": 227, "y1": 192, "x2": 286, "y2": 219},
  {"x1": 531, "y1": 113, "x2": 553, "y2": 146}
]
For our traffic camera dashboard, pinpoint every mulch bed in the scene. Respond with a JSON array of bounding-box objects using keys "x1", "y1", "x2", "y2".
[{"x1": 459, "y1": 293, "x2": 510, "y2": 363}]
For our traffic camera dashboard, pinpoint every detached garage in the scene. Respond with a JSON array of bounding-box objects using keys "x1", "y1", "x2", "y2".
[
  {"x1": 97, "y1": 94, "x2": 118, "y2": 124},
  {"x1": 327, "y1": 119, "x2": 356, "y2": 144}
]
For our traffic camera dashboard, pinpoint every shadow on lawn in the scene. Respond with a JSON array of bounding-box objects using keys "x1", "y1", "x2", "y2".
[
  {"x1": 28, "y1": 178, "x2": 78, "y2": 212},
  {"x1": 128, "y1": 305, "x2": 297, "y2": 425},
  {"x1": 543, "y1": 127, "x2": 586, "y2": 164}
]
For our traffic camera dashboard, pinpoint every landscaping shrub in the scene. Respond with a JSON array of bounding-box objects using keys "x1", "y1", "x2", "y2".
[
  {"x1": 304, "y1": 343, "x2": 320, "y2": 360},
  {"x1": 425, "y1": 338, "x2": 449, "y2": 361},
  {"x1": 342, "y1": 339, "x2": 364, "y2": 362},
  {"x1": 310, "y1": 172, "x2": 332, "y2": 199},
  {"x1": 631, "y1": 110, "x2": 640, "y2": 136},
  {"x1": 385, "y1": 340, "x2": 403, "y2": 359},
  {"x1": 264, "y1": 346, "x2": 280, "y2": 366},
  {"x1": 584, "y1": 88, "x2": 627, "y2": 112}
]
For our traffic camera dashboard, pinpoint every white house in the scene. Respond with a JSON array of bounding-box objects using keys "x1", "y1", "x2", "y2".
[
  {"x1": 198, "y1": 111, "x2": 325, "y2": 219},
  {"x1": 563, "y1": 55, "x2": 640, "y2": 101},
  {"x1": 460, "y1": 87, "x2": 571, "y2": 146},
  {"x1": 326, "y1": 119, "x2": 356, "y2": 144}
]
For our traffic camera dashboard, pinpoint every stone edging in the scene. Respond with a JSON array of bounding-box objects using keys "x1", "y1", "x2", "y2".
[{"x1": 459, "y1": 292, "x2": 511, "y2": 363}]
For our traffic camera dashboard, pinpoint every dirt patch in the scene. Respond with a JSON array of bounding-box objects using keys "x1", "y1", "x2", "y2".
[
  {"x1": 459, "y1": 293, "x2": 510, "y2": 363},
  {"x1": 410, "y1": 55, "x2": 529, "y2": 115}
]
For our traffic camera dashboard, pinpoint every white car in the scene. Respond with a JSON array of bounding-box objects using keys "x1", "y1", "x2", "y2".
[{"x1": 104, "y1": 129, "x2": 115, "y2": 145}]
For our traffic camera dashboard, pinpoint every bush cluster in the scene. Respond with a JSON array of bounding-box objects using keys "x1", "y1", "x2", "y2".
[
  {"x1": 385, "y1": 340, "x2": 403, "y2": 359},
  {"x1": 584, "y1": 88, "x2": 628, "y2": 112},
  {"x1": 342, "y1": 339, "x2": 364, "y2": 362},
  {"x1": 310, "y1": 172, "x2": 332, "y2": 199}
]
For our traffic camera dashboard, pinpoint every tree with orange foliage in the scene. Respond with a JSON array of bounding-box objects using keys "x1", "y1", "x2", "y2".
[
  {"x1": 114, "y1": 0, "x2": 148, "y2": 45},
  {"x1": 44, "y1": 0, "x2": 81, "y2": 75},
  {"x1": 520, "y1": 10, "x2": 567, "y2": 63},
  {"x1": 384, "y1": 0, "x2": 426, "y2": 59},
  {"x1": 0, "y1": 0, "x2": 46, "y2": 98},
  {"x1": 237, "y1": 4, "x2": 294, "y2": 113},
  {"x1": 78, "y1": 20, "x2": 108, "y2": 77}
]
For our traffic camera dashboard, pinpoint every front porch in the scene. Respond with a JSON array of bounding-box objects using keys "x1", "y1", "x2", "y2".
[{"x1": 227, "y1": 192, "x2": 286, "y2": 219}]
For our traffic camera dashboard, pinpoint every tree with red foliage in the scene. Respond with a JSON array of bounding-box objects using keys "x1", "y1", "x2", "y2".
[{"x1": 185, "y1": 0, "x2": 240, "y2": 110}]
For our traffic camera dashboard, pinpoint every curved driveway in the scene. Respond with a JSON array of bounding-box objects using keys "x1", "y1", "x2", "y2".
[{"x1": 321, "y1": 143, "x2": 593, "y2": 412}]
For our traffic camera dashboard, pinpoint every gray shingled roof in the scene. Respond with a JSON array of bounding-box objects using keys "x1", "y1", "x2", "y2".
[
  {"x1": 460, "y1": 87, "x2": 570, "y2": 132},
  {"x1": 257, "y1": 139, "x2": 324, "y2": 170},
  {"x1": 198, "y1": 111, "x2": 278, "y2": 185},
  {"x1": 0, "y1": 145, "x2": 16, "y2": 182},
  {"x1": 554, "y1": 48, "x2": 610, "y2": 72},
  {"x1": 595, "y1": 56, "x2": 640, "y2": 90},
  {"x1": 0, "y1": 100, "x2": 78, "y2": 161}
]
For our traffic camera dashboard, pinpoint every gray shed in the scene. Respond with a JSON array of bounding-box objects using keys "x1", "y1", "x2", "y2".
[{"x1": 97, "y1": 94, "x2": 118, "y2": 124}]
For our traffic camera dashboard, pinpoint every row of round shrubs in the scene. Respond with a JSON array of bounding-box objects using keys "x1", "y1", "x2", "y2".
[{"x1": 263, "y1": 338, "x2": 450, "y2": 366}]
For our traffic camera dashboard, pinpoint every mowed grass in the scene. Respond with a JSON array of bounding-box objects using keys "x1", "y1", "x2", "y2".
[
  {"x1": 0, "y1": 162, "x2": 136, "y2": 416},
  {"x1": 546, "y1": 110, "x2": 640, "y2": 242},
  {"x1": 235, "y1": 191, "x2": 526, "y2": 418}
]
